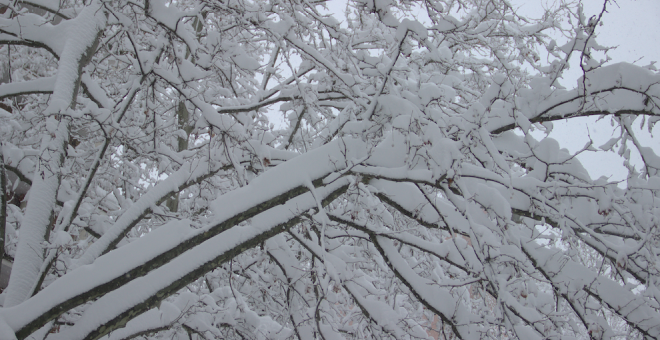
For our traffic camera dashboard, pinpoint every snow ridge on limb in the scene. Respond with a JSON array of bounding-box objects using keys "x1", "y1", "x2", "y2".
[
  {"x1": 74, "y1": 158, "x2": 228, "y2": 267},
  {"x1": 48, "y1": 180, "x2": 351, "y2": 340},
  {"x1": 488, "y1": 63, "x2": 660, "y2": 134},
  {"x1": 3, "y1": 121, "x2": 68, "y2": 308},
  {"x1": 3, "y1": 1, "x2": 107, "y2": 308},
  {"x1": 0, "y1": 77, "x2": 55, "y2": 100}
]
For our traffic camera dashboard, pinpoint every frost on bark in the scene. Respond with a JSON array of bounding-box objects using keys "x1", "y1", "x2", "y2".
[{"x1": 0, "y1": 0, "x2": 659, "y2": 340}]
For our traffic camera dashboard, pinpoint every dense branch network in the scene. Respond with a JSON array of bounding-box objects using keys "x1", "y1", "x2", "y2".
[{"x1": 0, "y1": 0, "x2": 659, "y2": 340}]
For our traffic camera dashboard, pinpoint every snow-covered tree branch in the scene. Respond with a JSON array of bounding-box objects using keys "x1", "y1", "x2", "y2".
[{"x1": 0, "y1": 0, "x2": 659, "y2": 339}]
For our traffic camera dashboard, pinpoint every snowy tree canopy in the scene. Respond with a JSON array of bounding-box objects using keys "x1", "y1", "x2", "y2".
[{"x1": 1, "y1": 0, "x2": 660, "y2": 339}]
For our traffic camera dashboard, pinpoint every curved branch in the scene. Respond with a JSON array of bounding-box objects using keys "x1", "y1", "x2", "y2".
[
  {"x1": 0, "y1": 77, "x2": 55, "y2": 101},
  {"x1": 0, "y1": 39, "x2": 59, "y2": 58},
  {"x1": 491, "y1": 108, "x2": 654, "y2": 134},
  {"x1": 14, "y1": 1, "x2": 71, "y2": 20},
  {"x1": 4, "y1": 165, "x2": 32, "y2": 186},
  {"x1": 51, "y1": 181, "x2": 349, "y2": 340}
]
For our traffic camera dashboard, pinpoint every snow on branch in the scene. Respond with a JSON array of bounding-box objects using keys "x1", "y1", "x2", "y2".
[{"x1": 1, "y1": 0, "x2": 660, "y2": 339}]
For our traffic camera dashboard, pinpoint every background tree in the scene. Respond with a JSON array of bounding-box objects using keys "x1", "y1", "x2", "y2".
[{"x1": 0, "y1": 0, "x2": 659, "y2": 339}]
